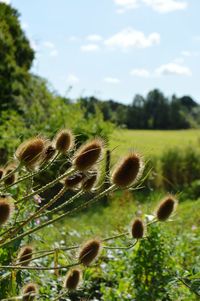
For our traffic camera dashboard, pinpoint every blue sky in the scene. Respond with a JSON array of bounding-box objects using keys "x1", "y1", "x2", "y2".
[{"x1": 2, "y1": 0, "x2": 200, "y2": 103}]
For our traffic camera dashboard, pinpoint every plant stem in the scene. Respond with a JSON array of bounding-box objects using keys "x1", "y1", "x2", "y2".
[
  {"x1": 0, "y1": 262, "x2": 79, "y2": 271},
  {"x1": 15, "y1": 167, "x2": 75, "y2": 204},
  {"x1": 0, "y1": 185, "x2": 116, "y2": 248}
]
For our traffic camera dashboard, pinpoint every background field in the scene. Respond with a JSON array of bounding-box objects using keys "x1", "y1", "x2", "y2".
[{"x1": 110, "y1": 129, "x2": 200, "y2": 157}]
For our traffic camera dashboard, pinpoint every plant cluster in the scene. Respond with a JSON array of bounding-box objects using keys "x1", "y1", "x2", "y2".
[{"x1": 0, "y1": 128, "x2": 186, "y2": 300}]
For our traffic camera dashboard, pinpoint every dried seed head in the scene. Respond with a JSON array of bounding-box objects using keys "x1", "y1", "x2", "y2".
[
  {"x1": 43, "y1": 144, "x2": 56, "y2": 162},
  {"x1": 64, "y1": 268, "x2": 82, "y2": 291},
  {"x1": 17, "y1": 246, "x2": 33, "y2": 266},
  {"x1": 54, "y1": 129, "x2": 74, "y2": 154},
  {"x1": 0, "y1": 168, "x2": 4, "y2": 179},
  {"x1": 15, "y1": 137, "x2": 46, "y2": 169},
  {"x1": 22, "y1": 283, "x2": 38, "y2": 301},
  {"x1": 4, "y1": 166, "x2": 16, "y2": 186},
  {"x1": 0, "y1": 196, "x2": 14, "y2": 225},
  {"x1": 111, "y1": 153, "x2": 143, "y2": 188},
  {"x1": 82, "y1": 171, "x2": 98, "y2": 191},
  {"x1": 64, "y1": 172, "x2": 85, "y2": 189},
  {"x1": 131, "y1": 218, "x2": 145, "y2": 239},
  {"x1": 78, "y1": 239, "x2": 101, "y2": 266},
  {"x1": 73, "y1": 139, "x2": 103, "y2": 171},
  {"x1": 156, "y1": 196, "x2": 177, "y2": 221}
]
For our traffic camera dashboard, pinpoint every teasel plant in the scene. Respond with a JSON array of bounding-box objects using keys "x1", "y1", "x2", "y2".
[{"x1": 0, "y1": 128, "x2": 184, "y2": 300}]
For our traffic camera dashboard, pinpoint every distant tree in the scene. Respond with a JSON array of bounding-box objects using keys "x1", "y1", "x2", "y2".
[{"x1": 0, "y1": 3, "x2": 34, "y2": 113}]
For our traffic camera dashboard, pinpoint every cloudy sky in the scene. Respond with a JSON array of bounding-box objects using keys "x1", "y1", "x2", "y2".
[{"x1": 3, "y1": 0, "x2": 200, "y2": 103}]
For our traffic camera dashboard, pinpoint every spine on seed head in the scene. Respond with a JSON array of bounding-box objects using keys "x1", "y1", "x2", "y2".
[{"x1": 54, "y1": 129, "x2": 74, "y2": 154}]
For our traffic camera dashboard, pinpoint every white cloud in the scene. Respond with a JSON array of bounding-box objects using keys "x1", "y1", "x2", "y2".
[
  {"x1": 50, "y1": 50, "x2": 58, "y2": 57},
  {"x1": 0, "y1": 0, "x2": 10, "y2": 4},
  {"x1": 130, "y1": 68, "x2": 150, "y2": 77},
  {"x1": 86, "y1": 34, "x2": 103, "y2": 42},
  {"x1": 43, "y1": 41, "x2": 55, "y2": 49},
  {"x1": 181, "y1": 50, "x2": 200, "y2": 57},
  {"x1": 104, "y1": 77, "x2": 120, "y2": 84},
  {"x1": 156, "y1": 63, "x2": 191, "y2": 76},
  {"x1": 30, "y1": 39, "x2": 39, "y2": 52},
  {"x1": 66, "y1": 74, "x2": 79, "y2": 84},
  {"x1": 143, "y1": 0, "x2": 188, "y2": 13},
  {"x1": 114, "y1": 0, "x2": 139, "y2": 13},
  {"x1": 104, "y1": 28, "x2": 160, "y2": 50},
  {"x1": 80, "y1": 44, "x2": 100, "y2": 52}
]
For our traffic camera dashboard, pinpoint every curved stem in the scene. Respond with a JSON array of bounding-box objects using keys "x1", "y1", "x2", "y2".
[{"x1": 0, "y1": 262, "x2": 79, "y2": 271}]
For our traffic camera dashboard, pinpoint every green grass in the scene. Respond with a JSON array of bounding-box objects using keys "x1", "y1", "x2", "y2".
[{"x1": 110, "y1": 129, "x2": 200, "y2": 157}]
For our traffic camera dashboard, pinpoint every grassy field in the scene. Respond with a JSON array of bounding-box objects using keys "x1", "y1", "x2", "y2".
[{"x1": 110, "y1": 129, "x2": 200, "y2": 157}]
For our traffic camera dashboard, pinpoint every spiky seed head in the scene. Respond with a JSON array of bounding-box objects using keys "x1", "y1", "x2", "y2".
[
  {"x1": 131, "y1": 218, "x2": 144, "y2": 239},
  {"x1": 17, "y1": 246, "x2": 33, "y2": 266},
  {"x1": 22, "y1": 283, "x2": 38, "y2": 301},
  {"x1": 73, "y1": 139, "x2": 103, "y2": 171},
  {"x1": 0, "y1": 168, "x2": 4, "y2": 179},
  {"x1": 78, "y1": 239, "x2": 101, "y2": 266},
  {"x1": 111, "y1": 153, "x2": 143, "y2": 188},
  {"x1": 82, "y1": 171, "x2": 98, "y2": 191},
  {"x1": 0, "y1": 196, "x2": 14, "y2": 225},
  {"x1": 54, "y1": 129, "x2": 74, "y2": 154},
  {"x1": 4, "y1": 166, "x2": 16, "y2": 186},
  {"x1": 64, "y1": 172, "x2": 84, "y2": 189},
  {"x1": 15, "y1": 137, "x2": 46, "y2": 169},
  {"x1": 43, "y1": 144, "x2": 56, "y2": 162},
  {"x1": 64, "y1": 268, "x2": 82, "y2": 290},
  {"x1": 156, "y1": 196, "x2": 177, "y2": 221}
]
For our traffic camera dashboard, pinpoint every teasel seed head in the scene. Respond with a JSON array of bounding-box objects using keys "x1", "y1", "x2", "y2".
[
  {"x1": 73, "y1": 139, "x2": 104, "y2": 171},
  {"x1": 156, "y1": 195, "x2": 177, "y2": 221},
  {"x1": 64, "y1": 268, "x2": 82, "y2": 291},
  {"x1": 17, "y1": 246, "x2": 33, "y2": 266},
  {"x1": 64, "y1": 172, "x2": 85, "y2": 190},
  {"x1": 78, "y1": 239, "x2": 101, "y2": 266},
  {"x1": 0, "y1": 168, "x2": 4, "y2": 179},
  {"x1": 15, "y1": 137, "x2": 46, "y2": 169},
  {"x1": 43, "y1": 144, "x2": 56, "y2": 162},
  {"x1": 111, "y1": 153, "x2": 143, "y2": 188},
  {"x1": 131, "y1": 218, "x2": 145, "y2": 239},
  {"x1": 0, "y1": 196, "x2": 14, "y2": 226},
  {"x1": 22, "y1": 283, "x2": 38, "y2": 301},
  {"x1": 54, "y1": 129, "x2": 74, "y2": 154},
  {"x1": 4, "y1": 165, "x2": 17, "y2": 186},
  {"x1": 82, "y1": 171, "x2": 99, "y2": 191}
]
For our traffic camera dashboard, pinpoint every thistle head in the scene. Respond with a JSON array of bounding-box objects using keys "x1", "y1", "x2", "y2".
[
  {"x1": 54, "y1": 129, "x2": 74, "y2": 154},
  {"x1": 22, "y1": 283, "x2": 38, "y2": 301},
  {"x1": 15, "y1": 137, "x2": 46, "y2": 169},
  {"x1": 43, "y1": 144, "x2": 56, "y2": 162},
  {"x1": 78, "y1": 239, "x2": 101, "y2": 266},
  {"x1": 73, "y1": 139, "x2": 104, "y2": 171},
  {"x1": 64, "y1": 172, "x2": 85, "y2": 190},
  {"x1": 0, "y1": 196, "x2": 14, "y2": 226},
  {"x1": 4, "y1": 165, "x2": 17, "y2": 186},
  {"x1": 17, "y1": 246, "x2": 33, "y2": 266},
  {"x1": 131, "y1": 218, "x2": 145, "y2": 239},
  {"x1": 82, "y1": 171, "x2": 99, "y2": 191},
  {"x1": 111, "y1": 153, "x2": 143, "y2": 188},
  {"x1": 156, "y1": 195, "x2": 177, "y2": 221},
  {"x1": 63, "y1": 268, "x2": 82, "y2": 291}
]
